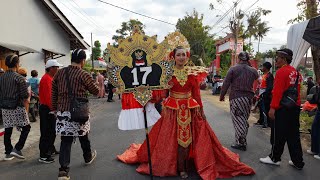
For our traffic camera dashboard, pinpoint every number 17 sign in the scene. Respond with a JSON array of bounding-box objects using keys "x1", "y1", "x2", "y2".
[{"x1": 107, "y1": 27, "x2": 173, "y2": 106}]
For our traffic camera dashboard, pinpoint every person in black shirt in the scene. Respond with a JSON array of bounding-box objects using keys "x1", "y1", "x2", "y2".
[{"x1": 307, "y1": 77, "x2": 315, "y2": 95}]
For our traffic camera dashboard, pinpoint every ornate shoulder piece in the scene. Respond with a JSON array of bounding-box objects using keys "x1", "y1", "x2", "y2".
[{"x1": 186, "y1": 66, "x2": 208, "y2": 76}]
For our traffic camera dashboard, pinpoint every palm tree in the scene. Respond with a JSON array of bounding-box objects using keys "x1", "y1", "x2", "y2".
[
  {"x1": 244, "y1": 11, "x2": 260, "y2": 44},
  {"x1": 254, "y1": 21, "x2": 271, "y2": 52},
  {"x1": 242, "y1": 8, "x2": 271, "y2": 53}
]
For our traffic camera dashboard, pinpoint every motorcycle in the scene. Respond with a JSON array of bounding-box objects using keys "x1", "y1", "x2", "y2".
[{"x1": 29, "y1": 91, "x2": 39, "y2": 122}]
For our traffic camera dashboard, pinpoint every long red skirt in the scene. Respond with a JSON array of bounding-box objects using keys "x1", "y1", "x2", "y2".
[{"x1": 117, "y1": 108, "x2": 255, "y2": 180}]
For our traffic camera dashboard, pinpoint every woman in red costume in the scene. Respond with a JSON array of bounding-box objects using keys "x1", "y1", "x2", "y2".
[{"x1": 117, "y1": 46, "x2": 255, "y2": 179}]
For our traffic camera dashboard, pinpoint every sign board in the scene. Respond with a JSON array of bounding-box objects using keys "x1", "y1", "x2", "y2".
[{"x1": 107, "y1": 27, "x2": 173, "y2": 106}]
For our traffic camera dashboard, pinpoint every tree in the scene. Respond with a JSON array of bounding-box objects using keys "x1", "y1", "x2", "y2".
[
  {"x1": 112, "y1": 19, "x2": 145, "y2": 46},
  {"x1": 254, "y1": 21, "x2": 271, "y2": 53},
  {"x1": 240, "y1": 8, "x2": 271, "y2": 53},
  {"x1": 289, "y1": 0, "x2": 320, "y2": 81},
  {"x1": 219, "y1": 51, "x2": 232, "y2": 77},
  {"x1": 242, "y1": 8, "x2": 271, "y2": 53},
  {"x1": 203, "y1": 38, "x2": 216, "y2": 66},
  {"x1": 92, "y1": 40, "x2": 101, "y2": 60},
  {"x1": 176, "y1": 9, "x2": 212, "y2": 66}
]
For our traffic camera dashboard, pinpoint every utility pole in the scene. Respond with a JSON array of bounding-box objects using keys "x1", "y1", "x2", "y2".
[
  {"x1": 91, "y1": 32, "x2": 94, "y2": 70},
  {"x1": 230, "y1": 1, "x2": 242, "y2": 66},
  {"x1": 230, "y1": 2, "x2": 238, "y2": 66},
  {"x1": 233, "y1": 2, "x2": 238, "y2": 66}
]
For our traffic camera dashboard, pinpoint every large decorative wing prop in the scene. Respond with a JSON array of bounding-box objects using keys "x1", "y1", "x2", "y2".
[{"x1": 107, "y1": 27, "x2": 173, "y2": 106}]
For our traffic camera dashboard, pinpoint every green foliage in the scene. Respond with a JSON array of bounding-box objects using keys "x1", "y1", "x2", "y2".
[
  {"x1": 241, "y1": 8, "x2": 271, "y2": 53},
  {"x1": 243, "y1": 43, "x2": 251, "y2": 52},
  {"x1": 203, "y1": 38, "x2": 216, "y2": 66},
  {"x1": 300, "y1": 111, "x2": 313, "y2": 132},
  {"x1": 94, "y1": 41, "x2": 101, "y2": 48},
  {"x1": 176, "y1": 9, "x2": 211, "y2": 66},
  {"x1": 112, "y1": 19, "x2": 145, "y2": 46},
  {"x1": 288, "y1": 0, "x2": 319, "y2": 24},
  {"x1": 83, "y1": 61, "x2": 92, "y2": 72},
  {"x1": 92, "y1": 40, "x2": 101, "y2": 60},
  {"x1": 297, "y1": 65, "x2": 313, "y2": 77},
  {"x1": 220, "y1": 51, "x2": 232, "y2": 77},
  {"x1": 257, "y1": 48, "x2": 277, "y2": 59}
]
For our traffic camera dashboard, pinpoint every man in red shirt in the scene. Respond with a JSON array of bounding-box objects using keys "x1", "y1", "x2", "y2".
[
  {"x1": 38, "y1": 59, "x2": 63, "y2": 163},
  {"x1": 260, "y1": 48, "x2": 305, "y2": 170}
]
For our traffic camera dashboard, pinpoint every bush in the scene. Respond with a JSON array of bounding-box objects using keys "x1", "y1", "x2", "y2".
[{"x1": 300, "y1": 111, "x2": 313, "y2": 132}]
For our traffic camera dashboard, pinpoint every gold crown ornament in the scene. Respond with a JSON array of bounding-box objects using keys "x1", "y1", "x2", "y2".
[
  {"x1": 164, "y1": 31, "x2": 190, "y2": 56},
  {"x1": 107, "y1": 27, "x2": 168, "y2": 68}
]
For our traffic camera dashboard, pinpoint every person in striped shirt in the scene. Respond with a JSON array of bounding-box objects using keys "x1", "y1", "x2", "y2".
[
  {"x1": 52, "y1": 49, "x2": 99, "y2": 180},
  {"x1": 0, "y1": 55, "x2": 30, "y2": 161},
  {"x1": 220, "y1": 51, "x2": 259, "y2": 151}
]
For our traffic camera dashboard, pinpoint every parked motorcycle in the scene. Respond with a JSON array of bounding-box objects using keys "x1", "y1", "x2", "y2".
[{"x1": 29, "y1": 91, "x2": 39, "y2": 122}]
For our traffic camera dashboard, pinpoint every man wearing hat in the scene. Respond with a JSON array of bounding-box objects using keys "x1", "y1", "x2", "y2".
[
  {"x1": 260, "y1": 48, "x2": 305, "y2": 170},
  {"x1": 255, "y1": 62, "x2": 274, "y2": 128},
  {"x1": 38, "y1": 59, "x2": 63, "y2": 163},
  {"x1": 220, "y1": 51, "x2": 259, "y2": 151}
]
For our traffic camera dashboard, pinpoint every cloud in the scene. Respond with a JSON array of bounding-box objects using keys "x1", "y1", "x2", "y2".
[{"x1": 53, "y1": 0, "x2": 300, "y2": 54}]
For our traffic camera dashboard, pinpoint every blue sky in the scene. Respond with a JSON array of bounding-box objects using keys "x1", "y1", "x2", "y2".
[{"x1": 53, "y1": 0, "x2": 301, "y2": 54}]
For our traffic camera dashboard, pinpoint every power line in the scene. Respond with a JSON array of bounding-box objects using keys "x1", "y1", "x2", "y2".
[
  {"x1": 212, "y1": 25, "x2": 229, "y2": 35},
  {"x1": 244, "y1": 0, "x2": 260, "y2": 13},
  {"x1": 209, "y1": 3, "x2": 231, "y2": 27},
  {"x1": 97, "y1": 0, "x2": 175, "y2": 26},
  {"x1": 55, "y1": 0, "x2": 106, "y2": 33},
  {"x1": 69, "y1": 0, "x2": 105, "y2": 30},
  {"x1": 212, "y1": 0, "x2": 242, "y2": 28}
]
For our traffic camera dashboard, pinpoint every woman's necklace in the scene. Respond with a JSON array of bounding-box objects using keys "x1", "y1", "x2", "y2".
[{"x1": 173, "y1": 66, "x2": 188, "y2": 86}]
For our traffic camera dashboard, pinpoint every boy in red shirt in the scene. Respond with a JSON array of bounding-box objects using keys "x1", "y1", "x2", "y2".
[{"x1": 260, "y1": 48, "x2": 304, "y2": 170}]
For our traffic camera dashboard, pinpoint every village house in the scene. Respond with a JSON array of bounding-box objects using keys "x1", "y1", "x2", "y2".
[{"x1": 0, "y1": 0, "x2": 89, "y2": 77}]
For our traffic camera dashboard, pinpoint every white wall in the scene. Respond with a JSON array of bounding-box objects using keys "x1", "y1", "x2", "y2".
[{"x1": 0, "y1": 0, "x2": 71, "y2": 77}]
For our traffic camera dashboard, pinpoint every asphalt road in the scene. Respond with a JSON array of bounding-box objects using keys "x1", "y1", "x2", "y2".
[{"x1": 0, "y1": 93, "x2": 319, "y2": 180}]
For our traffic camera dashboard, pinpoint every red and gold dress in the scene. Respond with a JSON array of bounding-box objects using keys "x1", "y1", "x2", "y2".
[{"x1": 117, "y1": 66, "x2": 255, "y2": 180}]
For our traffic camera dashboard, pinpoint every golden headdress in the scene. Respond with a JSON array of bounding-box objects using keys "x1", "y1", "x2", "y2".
[
  {"x1": 107, "y1": 26, "x2": 168, "y2": 68},
  {"x1": 164, "y1": 31, "x2": 190, "y2": 60}
]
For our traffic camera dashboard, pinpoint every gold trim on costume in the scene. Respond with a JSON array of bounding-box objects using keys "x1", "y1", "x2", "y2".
[
  {"x1": 177, "y1": 106, "x2": 192, "y2": 148},
  {"x1": 178, "y1": 133, "x2": 192, "y2": 148},
  {"x1": 173, "y1": 66, "x2": 188, "y2": 86},
  {"x1": 170, "y1": 91, "x2": 191, "y2": 99}
]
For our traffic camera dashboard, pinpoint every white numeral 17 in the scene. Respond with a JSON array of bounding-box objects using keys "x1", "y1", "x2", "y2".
[{"x1": 131, "y1": 67, "x2": 152, "y2": 86}]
